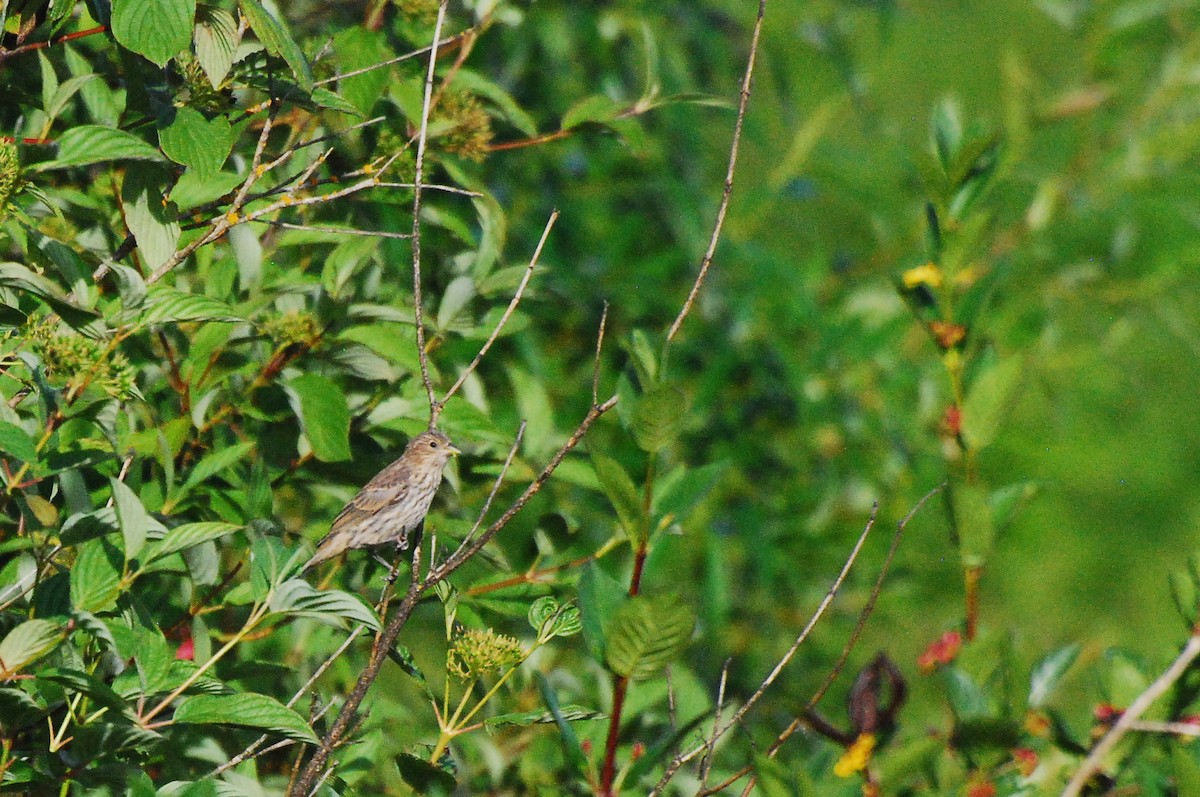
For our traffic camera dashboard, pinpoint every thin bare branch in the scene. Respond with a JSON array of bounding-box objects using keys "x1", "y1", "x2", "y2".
[
  {"x1": 210, "y1": 626, "x2": 366, "y2": 777},
  {"x1": 140, "y1": 105, "x2": 278, "y2": 284},
  {"x1": 593, "y1": 302, "x2": 609, "y2": 407},
  {"x1": 250, "y1": 219, "x2": 413, "y2": 239},
  {"x1": 430, "y1": 396, "x2": 618, "y2": 580},
  {"x1": 719, "y1": 484, "x2": 946, "y2": 797},
  {"x1": 313, "y1": 30, "x2": 471, "y2": 87},
  {"x1": 1062, "y1": 634, "x2": 1200, "y2": 797},
  {"x1": 375, "y1": 181, "x2": 481, "y2": 197},
  {"x1": 699, "y1": 659, "x2": 732, "y2": 788},
  {"x1": 432, "y1": 211, "x2": 558, "y2": 423},
  {"x1": 1126, "y1": 720, "x2": 1200, "y2": 737},
  {"x1": 650, "y1": 501, "x2": 879, "y2": 796},
  {"x1": 411, "y1": 2, "x2": 449, "y2": 422},
  {"x1": 460, "y1": 422, "x2": 527, "y2": 549},
  {"x1": 666, "y1": 0, "x2": 767, "y2": 342}
]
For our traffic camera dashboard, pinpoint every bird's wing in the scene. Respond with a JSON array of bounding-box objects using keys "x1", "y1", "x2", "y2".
[{"x1": 328, "y1": 459, "x2": 412, "y2": 531}]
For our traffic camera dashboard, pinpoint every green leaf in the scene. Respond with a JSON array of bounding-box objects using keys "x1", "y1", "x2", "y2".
[
  {"x1": 590, "y1": 452, "x2": 646, "y2": 541},
  {"x1": 35, "y1": 126, "x2": 164, "y2": 170},
  {"x1": 332, "y1": 26, "x2": 390, "y2": 115},
  {"x1": 961, "y1": 356, "x2": 1023, "y2": 450},
  {"x1": 143, "y1": 522, "x2": 242, "y2": 562},
  {"x1": 158, "y1": 107, "x2": 232, "y2": 176},
  {"x1": 107, "y1": 263, "x2": 147, "y2": 310},
  {"x1": 484, "y1": 705, "x2": 602, "y2": 728},
  {"x1": 578, "y1": 563, "x2": 627, "y2": 662},
  {"x1": 286, "y1": 374, "x2": 351, "y2": 462},
  {"x1": 45, "y1": 73, "x2": 100, "y2": 124},
  {"x1": 193, "y1": 4, "x2": 239, "y2": 88},
  {"x1": 110, "y1": 478, "x2": 150, "y2": 560},
  {"x1": 238, "y1": 0, "x2": 314, "y2": 92},
  {"x1": 535, "y1": 672, "x2": 589, "y2": 777},
  {"x1": 36, "y1": 667, "x2": 136, "y2": 720},
  {"x1": 70, "y1": 538, "x2": 124, "y2": 612},
  {"x1": 174, "y1": 693, "x2": 318, "y2": 744},
  {"x1": 0, "y1": 619, "x2": 65, "y2": 677},
  {"x1": 1029, "y1": 644, "x2": 1080, "y2": 708},
  {"x1": 1173, "y1": 746, "x2": 1200, "y2": 797},
  {"x1": 561, "y1": 94, "x2": 622, "y2": 130},
  {"x1": 0, "y1": 262, "x2": 100, "y2": 328},
  {"x1": 632, "y1": 382, "x2": 687, "y2": 453},
  {"x1": 111, "y1": 0, "x2": 195, "y2": 66},
  {"x1": 528, "y1": 596, "x2": 582, "y2": 641},
  {"x1": 604, "y1": 594, "x2": 694, "y2": 681},
  {"x1": 270, "y1": 579, "x2": 381, "y2": 630},
  {"x1": 140, "y1": 287, "x2": 243, "y2": 325},
  {"x1": 396, "y1": 752, "x2": 455, "y2": 795},
  {"x1": 0, "y1": 422, "x2": 38, "y2": 464},
  {"x1": 310, "y1": 87, "x2": 363, "y2": 117},
  {"x1": 172, "y1": 441, "x2": 254, "y2": 503},
  {"x1": 653, "y1": 461, "x2": 726, "y2": 525},
  {"x1": 437, "y1": 275, "x2": 475, "y2": 329}
]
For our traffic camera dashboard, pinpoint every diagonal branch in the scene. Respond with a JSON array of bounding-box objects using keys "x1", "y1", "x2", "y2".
[
  {"x1": 649, "y1": 500, "x2": 879, "y2": 797},
  {"x1": 1061, "y1": 633, "x2": 1200, "y2": 797},
  {"x1": 666, "y1": 0, "x2": 767, "y2": 343},
  {"x1": 431, "y1": 210, "x2": 559, "y2": 424}
]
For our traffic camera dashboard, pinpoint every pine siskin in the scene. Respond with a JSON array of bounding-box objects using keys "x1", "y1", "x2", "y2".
[{"x1": 303, "y1": 430, "x2": 460, "y2": 571}]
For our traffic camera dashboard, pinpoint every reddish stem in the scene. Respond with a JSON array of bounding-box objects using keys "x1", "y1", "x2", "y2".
[
  {"x1": 598, "y1": 540, "x2": 649, "y2": 795},
  {"x1": 0, "y1": 26, "x2": 108, "y2": 65}
]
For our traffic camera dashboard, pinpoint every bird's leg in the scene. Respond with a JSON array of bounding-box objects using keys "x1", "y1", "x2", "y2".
[{"x1": 384, "y1": 552, "x2": 402, "y2": 586}]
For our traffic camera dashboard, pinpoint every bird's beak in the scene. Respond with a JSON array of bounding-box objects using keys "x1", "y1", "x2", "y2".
[{"x1": 448, "y1": 444, "x2": 462, "y2": 456}]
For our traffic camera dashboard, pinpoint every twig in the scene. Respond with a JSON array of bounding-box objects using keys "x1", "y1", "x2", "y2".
[
  {"x1": 210, "y1": 626, "x2": 367, "y2": 777},
  {"x1": 0, "y1": 25, "x2": 108, "y2": 66},
  {"x1": 1061, "y1": 634, "x2": 1200, "y2": 797},
  {"x1": 248, "y1": 219, "x2": 413, "y2": 239},
  {"x1": 312, "y1": 30, "x2": 473, "y2": 87},
  {"x1": 699, "y1": 660, "x2": 732, "y2": 788},
  {"x1": 431, "y1": 211, "x2": 558, "y2": 424},
  {"x1": 712, "y1": 485, "x2": 945, "y2": 797},
  {"x1": 375, "y1": 181, "x2": 481, "y2": 197},
  {"x1": 648, "y1": 502, "x2": 879, "y2": 797},
  {"x1": 592, "y1": 302, "x2": 609, "y2": 406},
  {"x1": 458, "y1": 422, "x2": 526, "y2": 550},
  {"x1": 136, "y1": 104, "x2": 278, "y2": 284},
  {"x1": 665, "y1": 0, "x2": 767, "y2": 343},
  {"x1": 411, "y1": 2, "x2": 449, "y2": 421},
  {"x1": 1126, "y1": 719, "x2": 1200, "y2": 737}
]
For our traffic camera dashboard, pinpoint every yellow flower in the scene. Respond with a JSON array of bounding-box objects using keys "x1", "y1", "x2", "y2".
[
  {"x1": 902, "y1": 263, "x2": 943, "y2": 289},
  {"x1": 834, "y1": 733, "x2": 876, "y2": 778}
]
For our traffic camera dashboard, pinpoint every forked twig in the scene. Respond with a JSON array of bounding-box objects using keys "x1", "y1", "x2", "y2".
[
  {"x1": 411, "y1": 1, "x2": 449, "y2": 420},
  {"x1": 431, "y1": 211, "x2": 559, "y2": 424},
  {"x1": 705, "y1": 484, "x2": 945, "y2": 797},
  {"x1": 1061, "y1": 633, "x2": 1200, "y2": 797},
  {"x1": 666, "y1": 0, "x2": 767, "y2": 343},
  {"x1": 648, "y1": 501, "x2": 879, "y2": 796}
]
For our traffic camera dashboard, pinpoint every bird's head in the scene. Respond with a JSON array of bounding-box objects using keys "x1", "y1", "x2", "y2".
[{"x1": 406, "y1": 430, "x2": 461, "y2": 467}]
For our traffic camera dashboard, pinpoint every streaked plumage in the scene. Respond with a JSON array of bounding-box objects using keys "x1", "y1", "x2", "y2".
[{"x1": 303, "y1": 430, "x2": 459, "y2": 571}]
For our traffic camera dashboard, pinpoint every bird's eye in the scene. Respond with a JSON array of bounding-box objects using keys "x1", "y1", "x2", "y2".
[{"x1": 429, "y1": 441, "x2": 439, "y2": 448}]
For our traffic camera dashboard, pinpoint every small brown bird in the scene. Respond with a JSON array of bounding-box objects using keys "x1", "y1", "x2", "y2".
[{"x1": 303, "y1": 430, "x2": 460, "y2": 571}]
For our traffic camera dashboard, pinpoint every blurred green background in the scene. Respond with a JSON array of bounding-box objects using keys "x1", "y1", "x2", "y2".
[{"x1": 473, "y1": 0, "x2": 1200, "y2": 719}]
